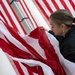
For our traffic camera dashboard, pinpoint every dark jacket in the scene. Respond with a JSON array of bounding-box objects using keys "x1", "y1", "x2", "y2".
[{"x1": 49, "y1": 25, "x2": 75, "y2": 63}]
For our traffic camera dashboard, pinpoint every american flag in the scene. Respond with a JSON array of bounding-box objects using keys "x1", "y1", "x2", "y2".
[
  {"x1": 0, "y1": 0, "x2": 75, "y2": 75},
  {"x1": 34, "y1": 0, "x2": 75, "y2": 21},
  {"x1": 1, "y1": 0, "x2": 75, "y2": 33},
  {"x1": 0, "y1": 17, "x2": 66, "y2": 75}
]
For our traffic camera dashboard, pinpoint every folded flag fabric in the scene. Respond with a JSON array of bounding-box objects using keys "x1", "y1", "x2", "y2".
[
  {"x1": 0, "y1": 18, "x2": 66, "y2": 75},
  {"x1": 1, "y1": 16, "x2": 75, "y2": 75},
  {"x1": 0, "y1": 3, "x2": 75, "y2": 75}
]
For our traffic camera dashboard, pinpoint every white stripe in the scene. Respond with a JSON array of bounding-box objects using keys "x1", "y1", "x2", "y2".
[
  {"x1": 2, "y1": 0, "x2": 25, "y2": 35},
  {"x1": 38, "y1": 0, "x2": 51, "y2": 16},
  {"x1": 0, "y1": 5, "x2": 12, "y2": 27},
  {"x1": 17, "y1": 2, "x2": 28, "y2": 18},
  {"x1": 0, "y1": 48, "x2": 17, "y2": 75},
  {"x1": 0, "y1": 30, "x2": 8, "y2": 43},
  {"x1": 55, "y1": 0, "x2": 65, "y2": 9},
  {"x1": 0, "y1": 22, "x2": 34, "y2": 57},
  {"x1": 6, "y1": 53, "x2": 20, "y2": 75},
  {"x1": 46, "y1": 31, "x2": 75, "y2": 75},
  {"x1": 11, "y1": 56, "x2": 54, "y2": 75},
  {"x1": 33, "y1": 73, "x2": 38, "y2": 75},
  {"x1": 72, "y1": 0, "x2": 75, "y2": 5},
  {"x1": 46, "y1": 31, "x2": 59, "y2": 54},
  {"x1": 46, "y1": 0, "x2": 56, "y2": 12},
  {"x1": 19, "y1": 62, "x2": 29, "y2": 75},
  {"x1": 24, "y1": 0, "x2": 50, "y2": 30},
  {"x1": 64, "y1": 0, "x2": 75, "y2": 17},
  {"x1": 20, "y1": 0, "x2": 37, "y2": 28},
  {"x1": 0, "y1": 18, "x2": 9, "y2": 43},
  {"x1": 22, "y1": 35, "x2": 47, "y2": 59},
  {"x1": 0, "y1": 14, "x2": 5, "y2": 23}
]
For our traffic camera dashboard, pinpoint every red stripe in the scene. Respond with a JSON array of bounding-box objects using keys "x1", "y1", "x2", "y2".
[
  {"x1": 0, "y1": 20, "x2": 43, "y2": 75},
  {"x1": 29, "y1": 27, "x2": 66, "y2": 75},
  {"x1": 0, "y1": 20, "x2": 33, "y2": 75},
  {"x1": 4, "y1": 22, "x2": 44, "y2": 61},
  {"x1": 43, "y1": 0, "x2": 53, "y2": 14},
  {"x1": 60, "y1": 0, "x2": 70, "y2": 12},
  {"x1": 0, "y1": 20, "x2": 47, "y2": 75},
  {"x1": 3, "y1": 21, "x2": 57, "y2": 70},
  {"x1": 51, "y1": 0, "x2": 60, "y2": 10},
  {"x1": 19, "y1": 0, "x2": 36, "y2": 28},
  {"x1": 23, "y1": 64, "x2": 35, "y2": 75},
  {"x1": 0, "y1": 12, "x2": 8, "y2": 23},
  {"x1": 13, "y1": 61, "x2": 24, "y2": 75},
  {"x1": 1, "y1": 19, "x2": 66, "y2": 75},
  {"x1": 22, "y1": 0, "x2": 38, "y2": 27},
  {"x1": 6, "y1": 0, "x2": 26, "y2": 34},
  {"x1": 0, "y1": 38, "x2": 16, "y2": 57},
  {"x1": 35, "y1": 0, "x2": 49, "y2": 20},
  {"x1": 0, "y1": 19, "x2": 33, "y2": 59},
  {"x1": 0, "y1": 37, "x2": 24, "y2": 75},
  {"x1": 69, "y1": 0, "x2": 75, "y2": 11},
  {"x1": 1, "y1": 0, "x2": 18, "y2": 32}
]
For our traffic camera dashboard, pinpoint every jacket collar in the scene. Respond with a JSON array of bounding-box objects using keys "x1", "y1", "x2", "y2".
[{"x1": 65, "y1": 25, "x2": 75, "y2": 38}]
